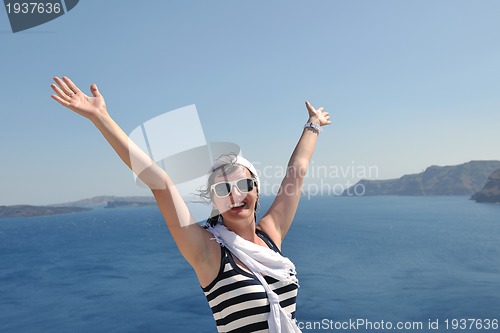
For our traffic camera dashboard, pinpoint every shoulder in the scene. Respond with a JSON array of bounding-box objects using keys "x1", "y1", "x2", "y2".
[
  {"x1": 256, "y1": 216, "x2": 282, "y2": 250},
  {"x1": 256, "y1": 229, "x2": 282, "y2": 254}
]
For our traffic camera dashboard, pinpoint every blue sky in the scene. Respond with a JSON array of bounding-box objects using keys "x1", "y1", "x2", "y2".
[{"x1": 1, "y1": 1, "x2": 499, "y2": 205}]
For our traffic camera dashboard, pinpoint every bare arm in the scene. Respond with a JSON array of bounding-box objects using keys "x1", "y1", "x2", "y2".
[
  {"x1": 50, "y1": 77, "x2": 217, "y2": 272},
  {"x1": 260, "y1": 101, "x2": 331, "y2": 242}
]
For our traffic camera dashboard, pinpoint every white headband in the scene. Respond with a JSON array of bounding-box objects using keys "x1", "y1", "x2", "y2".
[{"x1": 211, "y1": 155, "x2": 261, "y2": 194}]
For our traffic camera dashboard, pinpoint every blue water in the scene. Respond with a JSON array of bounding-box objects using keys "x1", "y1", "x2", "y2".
[{"x1": 1, "y1": 196, "x2": 499, "y2": 332}]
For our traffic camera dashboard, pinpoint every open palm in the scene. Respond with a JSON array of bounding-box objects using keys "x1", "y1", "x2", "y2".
[{"x1": 50, "y1": 76, "x2": 107, "y2": 120}]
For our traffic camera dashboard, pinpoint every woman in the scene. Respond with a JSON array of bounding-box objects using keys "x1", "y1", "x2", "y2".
[{"x1": 50, "y1": 76, "x2": 331, "y2": 332}]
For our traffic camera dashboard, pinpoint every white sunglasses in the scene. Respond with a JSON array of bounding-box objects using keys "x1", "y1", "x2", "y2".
[{"x1": 210, "y1": 178, "x2": 256, "y2": 198}]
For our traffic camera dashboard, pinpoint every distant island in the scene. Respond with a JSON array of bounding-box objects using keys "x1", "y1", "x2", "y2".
[
  {"x1": 50, "y1": 195, "x2": 156, "y2": 208},
  {"x1": 104, "y1": 200, "x2": 156, "y2": 208},
  {"x1": 342, "y1": 160, "x2": 500, "y2": 196},
  {"x1": 0, "y1": 196, "x2": 156, "y2": 218},
  {"x1": 0, "y1": 205, "x2": 91, "y2": 218},
  {"x1": 471, "y1": 168, "x2": 500, "y2": 203}
]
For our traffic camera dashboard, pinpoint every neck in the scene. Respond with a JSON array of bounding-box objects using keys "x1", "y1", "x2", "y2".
[{"x1": 223, "y1": 215, "x2": 257, "y2": 243}]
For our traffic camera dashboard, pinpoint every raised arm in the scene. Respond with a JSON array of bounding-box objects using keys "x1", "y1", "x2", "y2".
[
  {"x1": 260, "y1": 101, "x2": 331, "y2": 243},
  {"x1": 50, "y1": 77, "x2": 218, "y2": 272}
]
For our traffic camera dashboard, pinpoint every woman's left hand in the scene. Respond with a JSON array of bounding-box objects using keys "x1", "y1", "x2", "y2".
[{"x1": 305, "y1": 101, "x2": 331, "y2": 126}]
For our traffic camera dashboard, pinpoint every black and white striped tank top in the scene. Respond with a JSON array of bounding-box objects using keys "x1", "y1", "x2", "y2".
[{"x1": 201, "y1": 229, "x2": 298, "y2": 333}]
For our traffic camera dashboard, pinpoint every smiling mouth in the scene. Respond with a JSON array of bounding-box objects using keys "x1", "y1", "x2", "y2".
[{"x1": 229, "y1": 202, "x2": 245, "y2": 209}]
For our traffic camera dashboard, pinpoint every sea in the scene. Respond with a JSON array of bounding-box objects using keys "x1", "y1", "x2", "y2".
[{"x1": 0, "y1": 196, "x2": 499, "y2": 333}]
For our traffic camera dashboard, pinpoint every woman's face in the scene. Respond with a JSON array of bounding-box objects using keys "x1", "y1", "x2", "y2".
[{"x1": 211, "y1": 165, "x2": 258, "y2": 224}]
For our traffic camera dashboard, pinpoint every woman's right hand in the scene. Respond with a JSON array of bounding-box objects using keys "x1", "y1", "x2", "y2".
[{"x1": 51, "y1": 76, "x2": 107, "y2": 121}]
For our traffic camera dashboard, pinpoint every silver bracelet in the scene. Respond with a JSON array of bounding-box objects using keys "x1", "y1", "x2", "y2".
[{"x1": 304, "y1": 122, "x2": 322, "y2": 133}]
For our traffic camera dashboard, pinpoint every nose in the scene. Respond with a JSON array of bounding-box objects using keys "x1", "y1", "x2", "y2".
[
  {"x1": 231, "y1": 184, "x2": 242, "y2": 195},
  {"x1": 229, "y1": 184, "x2": 244, "y2": 200}
]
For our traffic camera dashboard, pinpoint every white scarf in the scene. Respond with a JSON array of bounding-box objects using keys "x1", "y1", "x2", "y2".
[{"x1": 206, "y1": 223, "x2": 302, "y2": 333}]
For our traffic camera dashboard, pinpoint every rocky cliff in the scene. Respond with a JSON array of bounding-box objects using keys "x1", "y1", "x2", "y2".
[
  {"x1": 471, "y1": 169, "x2": 500, "y2": 203},
  {"x1": 342, "y1": 160, "x2": 500, "y2": 196}
]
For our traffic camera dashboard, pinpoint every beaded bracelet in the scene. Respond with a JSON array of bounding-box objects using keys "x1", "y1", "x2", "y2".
[{"x1": 304, "y1": 122, "x2": 322, "y2": 134}]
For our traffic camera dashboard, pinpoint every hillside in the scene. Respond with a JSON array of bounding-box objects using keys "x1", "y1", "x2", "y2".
[
  {"x1": 471, "y1": 169, "x2": 500, "y2": 203},
  {"x1": 342, "y1": 160, "x2": 500, "y2": 196}
]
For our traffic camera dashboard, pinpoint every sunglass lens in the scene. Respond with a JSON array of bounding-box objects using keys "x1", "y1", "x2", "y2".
[
  {"x1": 237, "y1": 178, "x2": 254, "y2": 193},
  {"x1": 214, "y1": 183, "x2": 231, "y2": 197}
]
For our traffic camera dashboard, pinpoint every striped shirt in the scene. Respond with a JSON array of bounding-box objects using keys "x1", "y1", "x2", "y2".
[{"x1": 202, "y1": 229, "x2": 299, "y2": 333}]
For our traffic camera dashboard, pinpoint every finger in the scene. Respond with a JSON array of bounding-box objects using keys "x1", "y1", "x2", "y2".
[
  {"x1": 305, "y1": 101, "x2": 314, "y2": 110},
  {"x1": 62, "y1": 76, "x2": 81, "y2": 94},
  {"x1": 317, "y1": 107, "x2": 324, "y2": 112},
  {"x1": 53, "y1": 77, "x2": 73, "y2": 96},
  {"x1": 90, "y1": 84, "x2": 101, "y2": 98},
  {"x1": 50, "y1": 83, "x2": 72, "y2": 102},
  {"x1": 50, "y1": 93, "x2": 71, "y2": 107},
  {"x1": 53, "y1": 76, "x2": 69, "y2": 92}
]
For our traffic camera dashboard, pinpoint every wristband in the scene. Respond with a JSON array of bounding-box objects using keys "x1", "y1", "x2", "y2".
[{"x1": 304, "y1": 122, "x2": 322, "y2": 134}]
